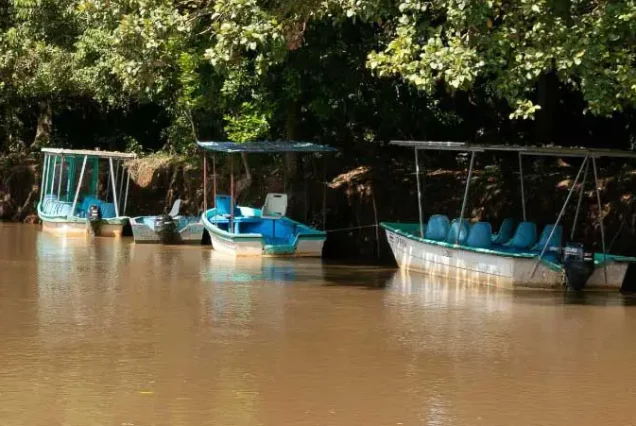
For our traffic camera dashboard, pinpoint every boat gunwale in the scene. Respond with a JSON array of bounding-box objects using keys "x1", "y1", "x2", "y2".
[
  {"x1": 381, "y1": 222, "x2": 636, "y2": 266},
  {"x1": 202, "y1": 207, "x2": 327, "y2": 241},
  {"x1": 37, "y1": 203, "x2": 129, "y2": 224}
]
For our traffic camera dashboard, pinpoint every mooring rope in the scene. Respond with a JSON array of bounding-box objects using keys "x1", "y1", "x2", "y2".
[{"x1": 324, "y1": 224, "x2": 379, "y2": 233}]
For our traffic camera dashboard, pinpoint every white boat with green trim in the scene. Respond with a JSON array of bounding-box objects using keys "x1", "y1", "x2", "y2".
[
  {"x1": 383, "y1": 141, "x2": 636, "y2": 291},
  {"x1": 198, "y1": 141, "x2": 336, "y2": 257},
  {"x1": 38, "y1": 148, "x2": 136, "y2": 237},
  {"x1": 130, "y1": 199, "x2": 205, "y2": 245}
]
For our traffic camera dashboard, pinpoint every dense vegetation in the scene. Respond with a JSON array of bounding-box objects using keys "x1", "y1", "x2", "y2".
[
  {"x1": 1, "y1": 0, "x2": 636, "y2": 258},
  {"x1": 1, "y1": 0, "x2": 635, "y2": 157}
]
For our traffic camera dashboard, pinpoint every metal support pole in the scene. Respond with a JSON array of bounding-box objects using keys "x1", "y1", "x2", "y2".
[
  {"x1": 106, "y1": 159, "x2": 112, "y2": 200},
  {"x1": 571, "y1": 159, "x2": 590, "y2": 240},
  {"x1": 95, "y1": 158, "x2": 99, "y2": 197},
  {"x1": 519, "y1": 153, "x2": 527, "y2": 221},
  {"x1": 414, "y1": 148, "x2": 425, "y2": 238},
  {"x1": 212, "y1": 155, "x2": 217, "y2": 226},
  {"x1": 123, "y1": 170, "x2": 131, "y2": 216},
  {"x1": 592, "y1": 157, "x2": 608, "y2": 285},
  {"x1": 531, "y1": 156, "x2": 589, "y2": 278},
  {"x1": 118, "y1": 161, "x2": 125, "y2": 211},
  {"x1": 57, "y1": 156, "x2": 64, "y2": 199},
  {"x1": 203, "y1": 153, "x2": 208, "y2": 212},
  {"x1": 322, "y1": 157, "x2": 327, "y2": 231},
  {"x1": 71, "y1": 155, "x2": 88, "y2": 217},
  {"x1": 230, "y1": 156, "x2": 235, "y2": 233},
  {"x1": 457, "y1": 151, "x2": 476, "y2": 244},
  {"x1": 114, "y1": 159, "x2": 120, "y2": 194},
  {"x1": 109, "y1": 158, "x2": 120, "y2": 217},
  {"x1": 40, "y1": 154, "x2": 49, "y2": 203},
  {"x1": 66, "y1": 158, "x2": 72, "y2": 198},
  {"x1": 212, "y1": 155, "x2": 217, "y2": 206},
  {"x1": 50, "y1": 156, "x2": 57, "y2": 196}
]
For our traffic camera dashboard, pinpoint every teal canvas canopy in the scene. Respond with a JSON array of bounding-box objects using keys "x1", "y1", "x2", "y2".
[
  {"x1": 197, "y1": 140, "x2": 337, "y2": 153},
  {"x1": 390, "y1": 140, "x2": 636, "y2": 159}
]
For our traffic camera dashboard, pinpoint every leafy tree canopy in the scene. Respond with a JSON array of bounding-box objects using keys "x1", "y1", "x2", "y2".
[
  {"x1": 364, "y1": 0, "x2": 636, "y2": 118},
  {"x1": 0, "y1": 0, "x2": 635, "y2": 154}
]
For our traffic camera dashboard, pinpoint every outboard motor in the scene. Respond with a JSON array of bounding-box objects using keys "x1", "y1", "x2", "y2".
[
  {"x1": 562, "y1": 242, "x2": 594, "y2": 291},
  {"x1": 154, "y1": 214, "x2": 177, "y2": 244},
  {"x1": 87, "y1": 204, "x2": 102, "y2": 237}
]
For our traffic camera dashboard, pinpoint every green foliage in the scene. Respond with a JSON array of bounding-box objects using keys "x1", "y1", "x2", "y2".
[
  {"x1": 224, "y1": 102, "x2": 271, "y2": 142},
  {"x1": 74, "y1": 0, "x2": 189, "y2": 104},
  {"x1": 1, "y1": 0, "x2": 636, "y2": 156},
  {"x1": 365, "y1": 0, "x2": 636, "y2": 118},
  {"x1": 124, "y1": 135, "x2": 144, "y2": 154}
]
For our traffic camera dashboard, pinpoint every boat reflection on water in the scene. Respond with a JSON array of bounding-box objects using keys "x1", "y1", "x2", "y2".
[
  {"x1": 126, "y1": 239, "x2": 208, "y2": 278},
  {"x1": 384, "y1": 268, "x2": 516, "y2": 314},
  {"x1": 36, "y1": 230, "x2": 126, "y2": 286},
  {"x1": 35, "y1": 231, "x2": 130, "y2": 329},
  {"x1": 201, "y1": 252, "x2": 326, "y2": 284},
  {"x1": 385, "y1": 267, "x2": 636, "y2": 308}
]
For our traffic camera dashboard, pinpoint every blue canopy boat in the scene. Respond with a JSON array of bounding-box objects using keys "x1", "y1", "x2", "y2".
[
  {"x1": 198, "y1": 140, "x2": 337, "y2": 257},
  {"x1": 130, "y1": 199, "x2": 205, "y2": 244},
  {"x1": 38, "y1": 148, "x2": 136, "y2": 237},
  {"x1": 383, "y1": 141, "x2": 636, "y2": 291}
]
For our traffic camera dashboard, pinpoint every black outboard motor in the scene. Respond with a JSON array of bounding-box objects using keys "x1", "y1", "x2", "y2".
[
  {"x1": 87, "y1": 204, "x2": 102, "y2": 237},
  {"x1": 154, "y1": 214, "x2": 177, "y2": 244},
  {"x1": 562, "y1": 242, "x2": 594, "y2": 291}
]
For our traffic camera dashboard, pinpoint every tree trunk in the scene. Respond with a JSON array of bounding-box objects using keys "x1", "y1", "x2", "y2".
[
  {"x1": 235, "y1": 152, "x2": 253, "y2": 199},
  {"x1": 536, "y1": 72, "x2": 557, "y2": 143},
  {"x1": 241, "y1": 152, "x2": 252, "y2": 182},
  {"x1": 33, "y1": 101, "x2": 52, "y2": 148},
  {"x1": 284, "y1": 102, "x2": 301, "y2": 216}
]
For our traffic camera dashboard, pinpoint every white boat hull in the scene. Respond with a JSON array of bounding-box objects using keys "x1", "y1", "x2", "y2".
[
  {"x1": 385, "y1": 228, "x2": 627, "y2": 290},
  {"x1": 41, "y1": 220, "x2": 125, "y2": 238},
  {"x1": 207, "y1": 229, "x2": 325, "y2": 257},
  {"x1": 130, "y1": 220, "x2": 204, "y2": 244}
]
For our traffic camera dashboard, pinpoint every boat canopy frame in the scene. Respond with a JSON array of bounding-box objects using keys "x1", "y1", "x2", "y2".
[
  {"x1": 390, "y1": 140, "x2": 636, "y2": 285},
  {"x1": 197, "y1": 140, "x2": 337, "y2": 232},
  {"x1": 40, "y1": 148, "x2": 137, "y2": 219}
]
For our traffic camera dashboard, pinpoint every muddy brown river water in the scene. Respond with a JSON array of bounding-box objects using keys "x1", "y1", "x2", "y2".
[{"x1": 1, "y1": 223, "x2": 636, "y2": 426}]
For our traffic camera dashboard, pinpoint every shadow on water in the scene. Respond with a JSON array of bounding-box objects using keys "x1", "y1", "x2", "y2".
[
  {"x1": 560, "y1": 290, "x2": 636, "y2": 306},
  {"x1": 500, "y1": 287, "x2": 636, "y2": 307},
  {"x1": 319, "y1": 264, "x2": 397, "y2": 289},
  {"x1": 197, "y1": 253, "x2": 396, "y2": 289},
  {"x1": 387, "y1": 268, "x2": 636, "y2": 307}
]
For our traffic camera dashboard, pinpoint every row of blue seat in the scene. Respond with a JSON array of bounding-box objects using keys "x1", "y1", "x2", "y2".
[
  {"x1": 41, "y1": 195, "x2": 117, "y2": 219},
  {"x1": 424, "y1": 215, "x2": 562, "y2": 252},
  {"x1": 75, "y1": 196, "x2": 117, "y2": 219},
  {"x1": 41, "y1": 197, "x2": 74, "y2": 217}
]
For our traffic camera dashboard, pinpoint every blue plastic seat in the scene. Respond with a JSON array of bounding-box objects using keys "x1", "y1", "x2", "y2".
[
  {"x1": 100, "y1": 203, "x2": 116, "y2": 218},
  {"x1": 504, "y1": 221, "x2": 537, "y2": 250},
  {"x1": 56, "y1": 203, "x2": 72, "y2": 217},
  {"x1": 446, "y1": 219, "x2": 470, "y2": 245},
  {"x1": 81, "y1": 196, "x2": 99, "y2": 212},
  {"x1": 532, "y1": 224, "x2": 562, "y2": 253},
  {"x1": 467, "y1": 222, "x2": 493, "y2": 249},
  {"x1": 425, "y1": 215, "x2": 450, "y2": 241},
  {"x1": 215, "y1": 194, "x2": 242, "y2": 218},
  {"x1": 492, "y1": 218, "x2": 515, "y2": 245}
]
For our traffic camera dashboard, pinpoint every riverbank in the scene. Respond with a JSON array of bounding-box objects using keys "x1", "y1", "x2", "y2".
[{"x1": 2, "y1": 149, "x2": 636, "y2": 260}]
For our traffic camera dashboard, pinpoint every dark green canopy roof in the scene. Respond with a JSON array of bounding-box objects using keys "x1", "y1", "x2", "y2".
[
  {"x1": 197, "y1": 141, "x2": 337, "y2": 153},
  {"x1": 390, "y1": 140, "x2": 636, "y2": 159}
]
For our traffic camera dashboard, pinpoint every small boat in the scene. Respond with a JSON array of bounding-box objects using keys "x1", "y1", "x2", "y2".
[
  {"x1": 37, "y1": 148, "x2": 136, "y2": 237},
  {"x1": 130, "y1": 199, "x2": 204, "y2": 244},
  {"x1": 202, "y1": 193, "x2": 327, "y2": 256},
  {"x1": 383, "y1": 141, "x2": 636, "y2": 291},
  {"x1": 197, "y1": 140, "x2": 337, "y2": 257}
]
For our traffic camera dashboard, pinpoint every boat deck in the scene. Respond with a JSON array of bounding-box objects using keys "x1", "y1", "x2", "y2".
[
  {"x1": 202, "y1": 207, "x2": 326, "y2": 256},
  {"x1": 381, "y1": 222, "x2": 636, "y2": 271}
]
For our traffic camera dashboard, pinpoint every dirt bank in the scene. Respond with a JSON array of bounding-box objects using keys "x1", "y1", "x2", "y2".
[{"x1": 3, "y1": 150, "x2": 636, "y2": 261}]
